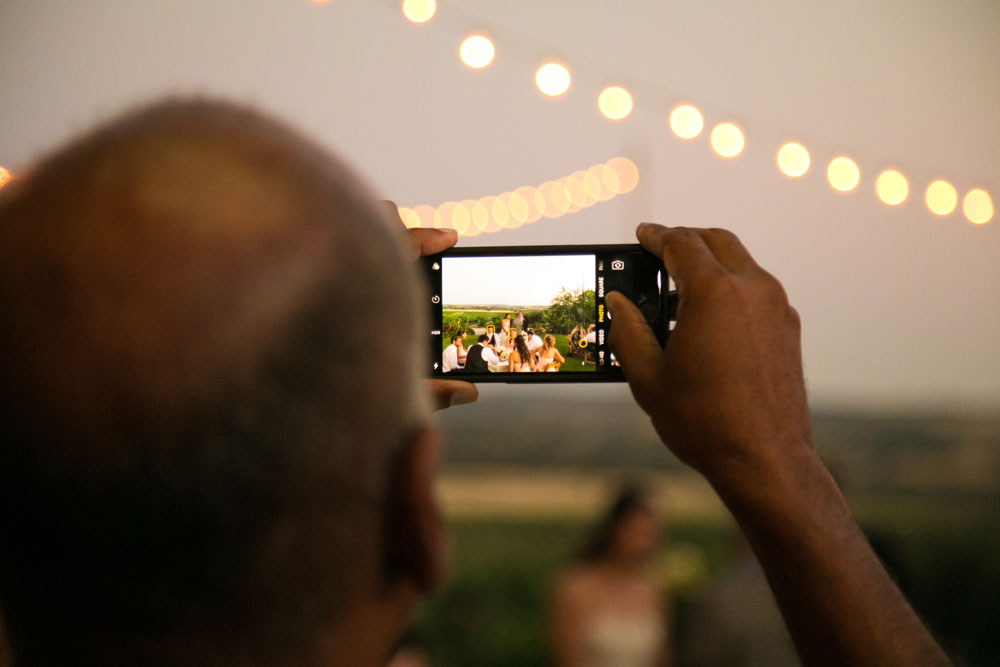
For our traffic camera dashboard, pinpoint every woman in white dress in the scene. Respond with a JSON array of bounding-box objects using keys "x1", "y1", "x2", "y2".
[
  {"x1": 552, "y1": 487, "x2": 669, "y2": 667},
  {"x1": 534, "y1": 334, "x2": 565, "y2": 372}
]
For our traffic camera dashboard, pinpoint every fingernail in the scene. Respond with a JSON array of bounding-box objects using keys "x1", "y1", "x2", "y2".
[{"x1": 449, "y1": 385, "x2": 478, "y2": 406}]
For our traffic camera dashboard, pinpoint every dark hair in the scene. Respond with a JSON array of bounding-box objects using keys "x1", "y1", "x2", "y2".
[
  {"x1": 513, "y1": 335, "x2": 532, "y2": 366},
  {"x1": 577, "y1": 485, "x2": 654, "y2": 563},
  {"x1": 477, "y1": 334, "x2": 489, "y2": 344},
  {"x1": 450, "y1": 335, "x2": 461, "y2": 344}
]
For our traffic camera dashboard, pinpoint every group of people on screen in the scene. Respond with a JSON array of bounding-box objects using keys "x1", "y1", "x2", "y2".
[{"x1": 442, "y1": 312, "x2": 581, "y2": 373}]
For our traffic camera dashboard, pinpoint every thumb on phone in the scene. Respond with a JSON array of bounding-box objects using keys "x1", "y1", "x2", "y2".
[{"x1": 606, "y1": 291, "x2": 663, "y2": 399}]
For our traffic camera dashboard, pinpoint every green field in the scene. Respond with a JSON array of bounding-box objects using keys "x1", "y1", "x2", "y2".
[{"x1": 410, "y1": 471, "x2": 1000, "y2": 667}]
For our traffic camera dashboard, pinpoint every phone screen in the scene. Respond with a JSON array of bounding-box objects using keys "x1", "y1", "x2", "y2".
[{"x1": 423, "y1": 245, "x2": 667, "y2": 382}]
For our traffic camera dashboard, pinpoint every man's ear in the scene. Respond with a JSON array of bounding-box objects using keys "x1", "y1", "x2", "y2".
[{"x1": 383, "y1": 425, "x2": 449, "y2": 594}]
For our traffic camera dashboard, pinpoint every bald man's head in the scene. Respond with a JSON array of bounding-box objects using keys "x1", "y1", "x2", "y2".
[{"x1": 0, "y1": 100, "x2": 429, "y2": 663}]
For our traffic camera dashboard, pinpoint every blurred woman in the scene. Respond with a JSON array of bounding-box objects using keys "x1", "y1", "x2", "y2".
[
  {"x1": 552, "y1": 486, "x2": 669, "y2": 667},
  {"x1": 508, "y1": 334, "x2": 534, "y2": 372},
  {"x1": 534, "y1": 334, "x2": 565, "y2": 372}
]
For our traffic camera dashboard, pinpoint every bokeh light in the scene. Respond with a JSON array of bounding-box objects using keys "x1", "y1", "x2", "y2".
[
  {"x1": 776, "y1": 142, "x2": 810, "y2": 178},
  {"x1": 598, "y1": 86, "x2": 633, "y2": 120},
  {"x1": 402, "y1": 0, "x2": 436, "y2": 23},
  {"x1": 827, "y1": 156, "x2": 860, "y2": 193},
  {"x1": 607, "y1": 157, "x2": 639, "y2": 194},
  {"x1": 669, "y1": 104, "x2": 704, "y2": 139},
  {"x1": 535, "y1": 62, "x2": 571, "y2": 97},
  {"x1": 962, "y1": 188, "x2": 994, "y2": 225},
  {"x1": 875, "y1": 170, "x2": 908, "y2": 206},
  {"x1": 710, "y1": 123, "x2": 745, "y2": 158},
  {"x1": 0, "y1": 166, "x2": 11, "y2": 189},
  {"x1": 459, "y1": 35, "x2": 494, "y2": 69},
  {"x1": 514, "y1": 186, "x2": 543, "y2": 223},
  {"x1": 589, "y1": 163, "x2": 618, "y2": 201},
  {"x1": 925, "y1": 180, "x2": 957, "y2": 216},
  {"x1": 397, "y1": 206, "x2": 420, "y2": 228},
  {"x1": 542, "y1": 180, "x2": 571, "y2": 216},
  {"x1": 403, "y1": 157, "x2": 641, "y2": 236}
]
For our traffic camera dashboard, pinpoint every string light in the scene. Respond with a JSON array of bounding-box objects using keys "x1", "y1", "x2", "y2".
[
  {"x1": 395, "y1": 5, "x2": 993, "y2": 226},
  {"x1": 925, "y1": 180, "x2": 957, "y2": 216},
  {"x1": 710, "y1": 123, "x2": 745, "y2": 158},
  {"x1": 598, "y1": 86, "x2": 633, "y2": 120},
  {"x1": 962, "y1": 188, "x2": 994, "y2": 225},
  {"x1": 875, "y1": 170, "x2": 908, "y2": 206},
  {"x1": 399, "y1": 157, "x2": 638, "y2": 236},
  {"x1": 827, "y1": 157, "x2": 860, "y2": 193},
  {"x1": 402, "y1": 0, "x2": 436, "y2": 23},
  {"x1": 535, "y1": 62, "x2": 571, "y2": 97},
  {"x1": 669, "y1": 105, "x2": 704, "y2": 139},
  {"x1": 776, "y1": 142, "x2": 810, "y2": 178},
  {"x1": 459, "y1": 35, "x2": 494, "y2": 69}
]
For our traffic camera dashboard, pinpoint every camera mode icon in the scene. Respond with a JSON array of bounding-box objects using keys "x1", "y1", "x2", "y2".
[{"x1": 611, "y1": 259, "x2": 625, "y2": 271}]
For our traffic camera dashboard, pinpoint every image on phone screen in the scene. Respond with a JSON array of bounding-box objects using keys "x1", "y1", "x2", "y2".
[{"x1": 424, "y1": 245, "x2": 668, "y2": 383}]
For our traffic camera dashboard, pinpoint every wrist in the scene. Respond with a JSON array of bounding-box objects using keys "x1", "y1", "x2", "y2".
[{"x1": 706, "y1": 440, "x2": 850, "y2": 540}]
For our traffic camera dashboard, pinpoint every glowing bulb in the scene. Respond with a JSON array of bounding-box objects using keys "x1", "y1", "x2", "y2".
[
  {"x1": 710, "y1": 123, "x2": 745, "y2": 158},
  {"x1": 486, "y1": 196, "x2": 509, "y2": 229},
  {"x1": 397, "y1": 206, "x2": 421, "y2": 228},
  {"x1": 0, "y1": 166, "x2": 11, "y2": 189},
  {"x1": 925, "y1": 180, "x2": 957, "y2": 216},
  {"x1": 875, "y1": 170, "x2": 908, "y2": 206},
  {"x1": 459, "y1": 35, "x2": 494, "y2": 69},
  {"x1": 510, "y1": 185, "x2": 545, "y2": 224},
  {"x1": 606, "y1": 157, "x2": 639, "y2": 194},
  {"x1": 535, "y1": 62, "x2": 571, "y2": 97},
  {"x1": 669, "y1": 104, "x2": 703, "y2": 139},
  {"x1": 598, "y1": 86, "x2": 633, "y2": 120},
  {"x1": 582, "y1": 169, "x2": 603, "y2": 202},
  {"x1": 962, "y1": 188, "x2": 993, "y2": 225},
  {"x1": 402, "y1": 0, "x2": 435, "y2": 23},
  {"x1": 543, "y1": 180, "x2": 570, "y2": 215},
  {"x1": 827, "y1": 157, "x2": 860, "y2": 193},
  {"x1": 776, "y1": 142, "x2": 810, "y2": 178}
]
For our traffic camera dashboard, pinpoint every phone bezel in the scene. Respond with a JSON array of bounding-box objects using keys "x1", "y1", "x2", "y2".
[{"x1": 422, "y1": 244, "x2": 668, "y2": 383}]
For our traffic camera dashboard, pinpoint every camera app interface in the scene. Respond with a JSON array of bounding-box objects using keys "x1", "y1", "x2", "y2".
[{"x1": 439, "y1": 254, "x2": 601, "y2": 374}]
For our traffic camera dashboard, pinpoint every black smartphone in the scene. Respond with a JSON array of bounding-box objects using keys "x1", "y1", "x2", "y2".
[{"x1": 422, "y1": 244, "x2": 669, "y2": 382}]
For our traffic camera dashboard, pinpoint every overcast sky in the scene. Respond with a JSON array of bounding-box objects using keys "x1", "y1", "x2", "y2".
[
  {"x1": 443, "y1": 255, "x2": 594, "y2": 307},
  {"x1": 1, "y1": 0, "x2": 997, "y2": 411}
]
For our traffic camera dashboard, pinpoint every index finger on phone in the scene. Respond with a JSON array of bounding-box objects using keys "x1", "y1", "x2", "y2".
[
  {"x1": 407, "y1": 228, "x2": 459, "y2": 259},
  {"x1": 636, "y1": 224, "x2": 724, "y2": 290}
]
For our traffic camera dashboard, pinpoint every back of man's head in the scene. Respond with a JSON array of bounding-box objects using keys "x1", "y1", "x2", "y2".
[{"x1": 0, "y1": 100, "x2": 428, "y2": 664}]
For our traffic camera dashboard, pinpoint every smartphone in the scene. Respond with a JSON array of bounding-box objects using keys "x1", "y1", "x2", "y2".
[{"x1": 422, "y1": 244, "x2": 669, "y2": 382}]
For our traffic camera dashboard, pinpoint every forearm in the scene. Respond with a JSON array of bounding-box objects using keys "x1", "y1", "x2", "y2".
[{"x1": 711, "y1": 446, "x2": 951, "y2": 667}]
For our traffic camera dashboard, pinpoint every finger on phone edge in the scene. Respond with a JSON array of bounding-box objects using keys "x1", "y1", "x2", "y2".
[
  {"x1": 428, "y1": 379, "x2": 478, "y2": 410},
  {"x1": 408, "y1": 228, "x2": 459, "y2": 259}
]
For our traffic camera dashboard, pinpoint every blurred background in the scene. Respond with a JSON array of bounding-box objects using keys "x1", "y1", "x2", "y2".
[{"x1": 2, "y1": 1, "x2": 998, "y2": 665}]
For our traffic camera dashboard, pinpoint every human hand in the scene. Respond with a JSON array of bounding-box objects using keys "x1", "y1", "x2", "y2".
[
  {"x1": 607, "y1": 224, "x2": 811, "y2": 486},
  {"x1": 383, "y1": 202, "x2": 479, "y2": 411}
]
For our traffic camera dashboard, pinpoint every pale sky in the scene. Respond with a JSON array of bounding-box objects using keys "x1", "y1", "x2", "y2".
[
  {"x1": 1, "y1": 0, "x2": 998, "y2": 411},
  {"x1": 443, "y1": 255, "x2": 594, "y2": 307}
]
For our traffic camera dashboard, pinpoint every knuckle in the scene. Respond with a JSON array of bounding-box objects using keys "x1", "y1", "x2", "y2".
[{"x1": 702, "y1": 227, "x2": 738, "y2": 244}]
